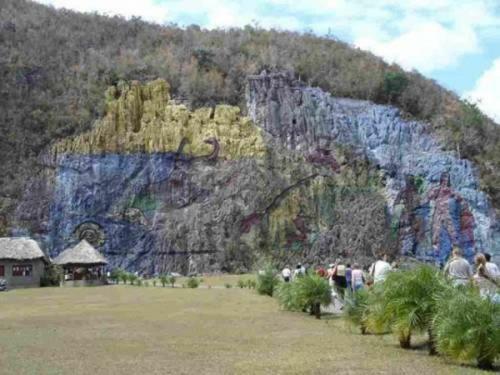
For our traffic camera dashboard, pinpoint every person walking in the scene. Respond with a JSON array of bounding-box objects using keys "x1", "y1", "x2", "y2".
[
  {"x1": 484, "y1": 253, "x2": 499, "y2": 279},
  {"x1": 473, "y1": 253, "x2": 499, "y2": 300},
  {"x1": 351, "y1": 263, "x2": 365, "y2": 291},
  {"x1": 332, "y1": 259, "x2": 347, "y2": 298},
  {"x1": 345, "y1": 263, "x2": 352, "y2": 293},
  {"x1": 282, "y1": 265, "x2": 291, "y2": 282},
  {"x1": 293, "y1": 263, "x2": 305, "y2": 279},
  {"x1": 327, "y1": 263, "x2": 335, "y2": 287},
  {"x1": 443, "y1": 247, "x2": 472, "y2": 287},
  {"x1": 369, "y1": 254, "x2": 392, "y2": 284}
]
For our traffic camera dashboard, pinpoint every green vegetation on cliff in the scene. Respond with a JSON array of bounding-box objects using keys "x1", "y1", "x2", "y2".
[{"x1": 0, "y1": 0, "x2": 499, "y2": 232}]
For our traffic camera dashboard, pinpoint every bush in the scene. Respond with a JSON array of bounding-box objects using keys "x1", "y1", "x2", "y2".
[
  {"x1": 120, "y1": 272, "x2": 129, "y2": 285},
  {"x1": 256, "y1": 265, "x2": 280, "y2": 297},
  {"x1": 294, "y1": 274, "x2": 331, "y2": 319},
  {"x1": 40, "y1": 264, "x2": 63, "y2": 287},
  {"x1": 276, "y1": 281, "x2": 306, "y2": 312},
  {"x1": 152, "y1": 280, "x2": 157, "y2": 287},
  {"x1": 225, "y1": 283, "x2": 232, "y2": 289},
  {"x1": 383, "y1": 71, "x2": 409, "y2": 102},
  {"x1": 187, "y1": 277, "x2": 200, "y2": 288},
  {"x1": 343, "y1": 288, "x2": 370, "y2": 334},
  {"x1": 237, "y1": 279, "x2": 246, "y2": 288},
  {"x1": 110, "y1": 268, "x2": 124, "y2": 284},
  {"x1": 246, "y1": 279, "x2": 256, "y2": 289},
  {"x1": 128, "y1": 274, "x2": 138, "y2": 285},
  {"x1": 159, "y1": 274, "x2": 168, "y2": 287},
  {"x1": 168, "y1": 275, "x2": 177, "y2": 288},
  {"x1": 379, "y1": 266, "x2": 447, "y2": 352},
  {"x1": 433, "y1": 286, "x2": 500, "y2": 369},
  {"x1": 137, "y1": 278, "x2": 143, "y2": 287}
]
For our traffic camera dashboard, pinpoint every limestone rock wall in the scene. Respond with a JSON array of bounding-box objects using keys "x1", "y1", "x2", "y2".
[
  {"x1": 247, "y1": 72, "x2": 499, "y2": 263},
  {"x1": 53, "y1": 79, "x2": 266, "y2": 159},
  {"x1": 14, "y1": 73, "x2": 498, "y2": 273}
]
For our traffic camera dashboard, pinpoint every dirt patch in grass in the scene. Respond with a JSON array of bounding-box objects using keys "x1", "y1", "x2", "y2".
[{"x1": 0, "y1": 286, "x2": 492, "y2": 374}]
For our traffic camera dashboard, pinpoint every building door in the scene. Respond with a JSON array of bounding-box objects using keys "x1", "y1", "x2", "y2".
[{"x1": 0, "y1": 265, "x2": 4, "y2": 277}]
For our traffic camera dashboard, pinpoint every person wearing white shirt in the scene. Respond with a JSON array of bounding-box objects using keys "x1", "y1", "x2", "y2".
[
  {"x1": 485, "y1": 253, "x2": 499, "y2": 279},
  {"x1": 281, "y1": 266, "x2": 291, "y2": 282},
  {"x1": 369, "y1": 254, "x2": 392, "y2": 284}
]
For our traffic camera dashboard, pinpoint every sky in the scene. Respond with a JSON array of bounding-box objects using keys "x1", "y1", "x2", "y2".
[{"x1": 36, "y1": 0, "x2": 500, "y2": 123}]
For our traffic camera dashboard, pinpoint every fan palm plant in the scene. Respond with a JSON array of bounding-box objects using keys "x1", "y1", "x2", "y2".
[
  {"x1": 276, "y1": 281, "x2": 306, "y2": 312},
  {"x1": 294, "y1": 273, "x2": 331, "y2": 319},
  {"x1": 159, "y1": 274, "x2": 168, "y2": 287},
  {"x1": 119, "y1": 271, "x2": 129, "y2": 285},
  {"x1": 433, "y1": 286, "x2": 500, "y2": 369},
  {"x1": 343, "y1": 288, "x2": 370, "y2": 334},
  {"x1": 373, "y1": 266, "x2": 448, "y2": 352},
  {"x1": 361, "y1": 283, "x2": 391, "y2": 335},
  {"x1": 168, "y1": 275, "x2": 176, "y2": 288},
  {"x1": 256, "y1": 264, "x2": 280, "y2": 297}
]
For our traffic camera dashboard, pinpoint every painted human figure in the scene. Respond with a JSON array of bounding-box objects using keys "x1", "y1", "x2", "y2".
[
  {"x1": 426, "y1": 172, "x2": 474, "y2": 259},
  {"x1": 394, "y1": 175, "x2": 421, "y2": 255}
]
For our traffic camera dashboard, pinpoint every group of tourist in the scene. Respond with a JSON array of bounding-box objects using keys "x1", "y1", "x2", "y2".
[
  {"x1": 444, "y1": 247, "x2": 499, "y2": 300},
  {"x1": 281, "y1": 247, "x2": 499, "y2": 303}
]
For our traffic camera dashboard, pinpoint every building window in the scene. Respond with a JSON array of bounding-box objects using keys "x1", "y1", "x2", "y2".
[
  {"x1": 0, "y1": 265, "x2": 4, "y2": 277},
  {"x1": 12, "y1": 265, "x2": 33, "y2": 277}
]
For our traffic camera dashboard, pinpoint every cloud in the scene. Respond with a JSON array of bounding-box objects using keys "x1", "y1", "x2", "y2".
[
  {"x1": 36, "y1": 0, "x2": 169, "y2": 24},
  {"x1": 466, "y1": 58, "x2": 500, "y2": 123},
  {"x1": 355, "y1": 22, "x2": 479, "y2": 73}
]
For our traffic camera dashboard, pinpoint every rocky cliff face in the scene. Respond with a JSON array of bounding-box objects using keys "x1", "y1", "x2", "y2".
[
  {"x1": 13, "y1": 73, "x2": 499, "y2": 273},
  {"x1": 247, "y1": 72, "x2": 499, "y2": 264}
]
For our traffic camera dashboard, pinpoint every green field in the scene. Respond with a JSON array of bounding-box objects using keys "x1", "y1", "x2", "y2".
[{"x1": 0, "y1": 285, "x2": 492, "y2": 375}]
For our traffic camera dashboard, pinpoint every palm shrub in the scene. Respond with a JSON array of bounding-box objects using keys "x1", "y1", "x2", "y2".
[
  {"x1": 256, "y1": 265, "x2": 280, "y2": 297},
  {"x1": 375, "y1": 266, "x2": 447, "y2": 351},
  {"x1": 246, "y1": 279, "x2": 256, "y2": 289},
  {"x1": 40, "y1": 264, "x2": 63, "y2": 287},
  {"x1": 360, "y1": 283, "x2": 391, "y2": 335},
  {"x1": 294, "y1": 273, "x2": 331, "y2": 319},
  {"x1": 159, "y1": 274, "x2": 168, "y2": 287},
  {"x1": 187, "y1": 277, "x2": 200, "y2": 288},
  {"x1": 276, "y1": 281, "x2": 306, "y2": 312},
  {"x1": 343, "y1": 288, "x2": 370, "y2": 334},
  {"x1": 119, "y1": 272, "x2": 129, "y2": 285},
  {"x1": 433, "y1": 286, "x2": 500, "y2": 369},
  {"x1": 168, "y1": 275, "x2": 176, "y2": 288},
  {"x1": 237, "y1": 279, "x2": 246, "y2": 288},
  {"x1": 128, "y1": 274, "x2": 138, "y2": 285},
  {"x1": 109, "y1": 268, "x2": 123, "y2": 284}
]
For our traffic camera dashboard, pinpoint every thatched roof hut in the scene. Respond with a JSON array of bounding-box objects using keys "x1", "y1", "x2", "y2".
[
  {"x1": 0, "y1": 237, "x2": 48, "y2": 288},
  {"x1": 54, "y1": 240, "x2": 107, "y2": 265},
  {"x1": 0, "y1": 237, "x2": 46, "y2": 261}
]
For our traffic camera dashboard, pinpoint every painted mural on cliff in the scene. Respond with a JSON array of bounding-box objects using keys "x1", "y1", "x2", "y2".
[
  {"x1": 247, "y1": 72, "x2": 499, "y2": 263},
  {"x1": 14, "y1": 74, "x2": 499, "y2": 273}
]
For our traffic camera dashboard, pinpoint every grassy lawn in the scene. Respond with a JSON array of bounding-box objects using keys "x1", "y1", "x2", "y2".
[{"x1": 0, "y1": 286, "x2": 493, "y2": 375}]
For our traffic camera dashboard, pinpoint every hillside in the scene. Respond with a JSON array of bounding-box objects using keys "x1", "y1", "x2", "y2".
[{"x1": 1, "y1": 0, "x2": 499, "y2": 270}]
